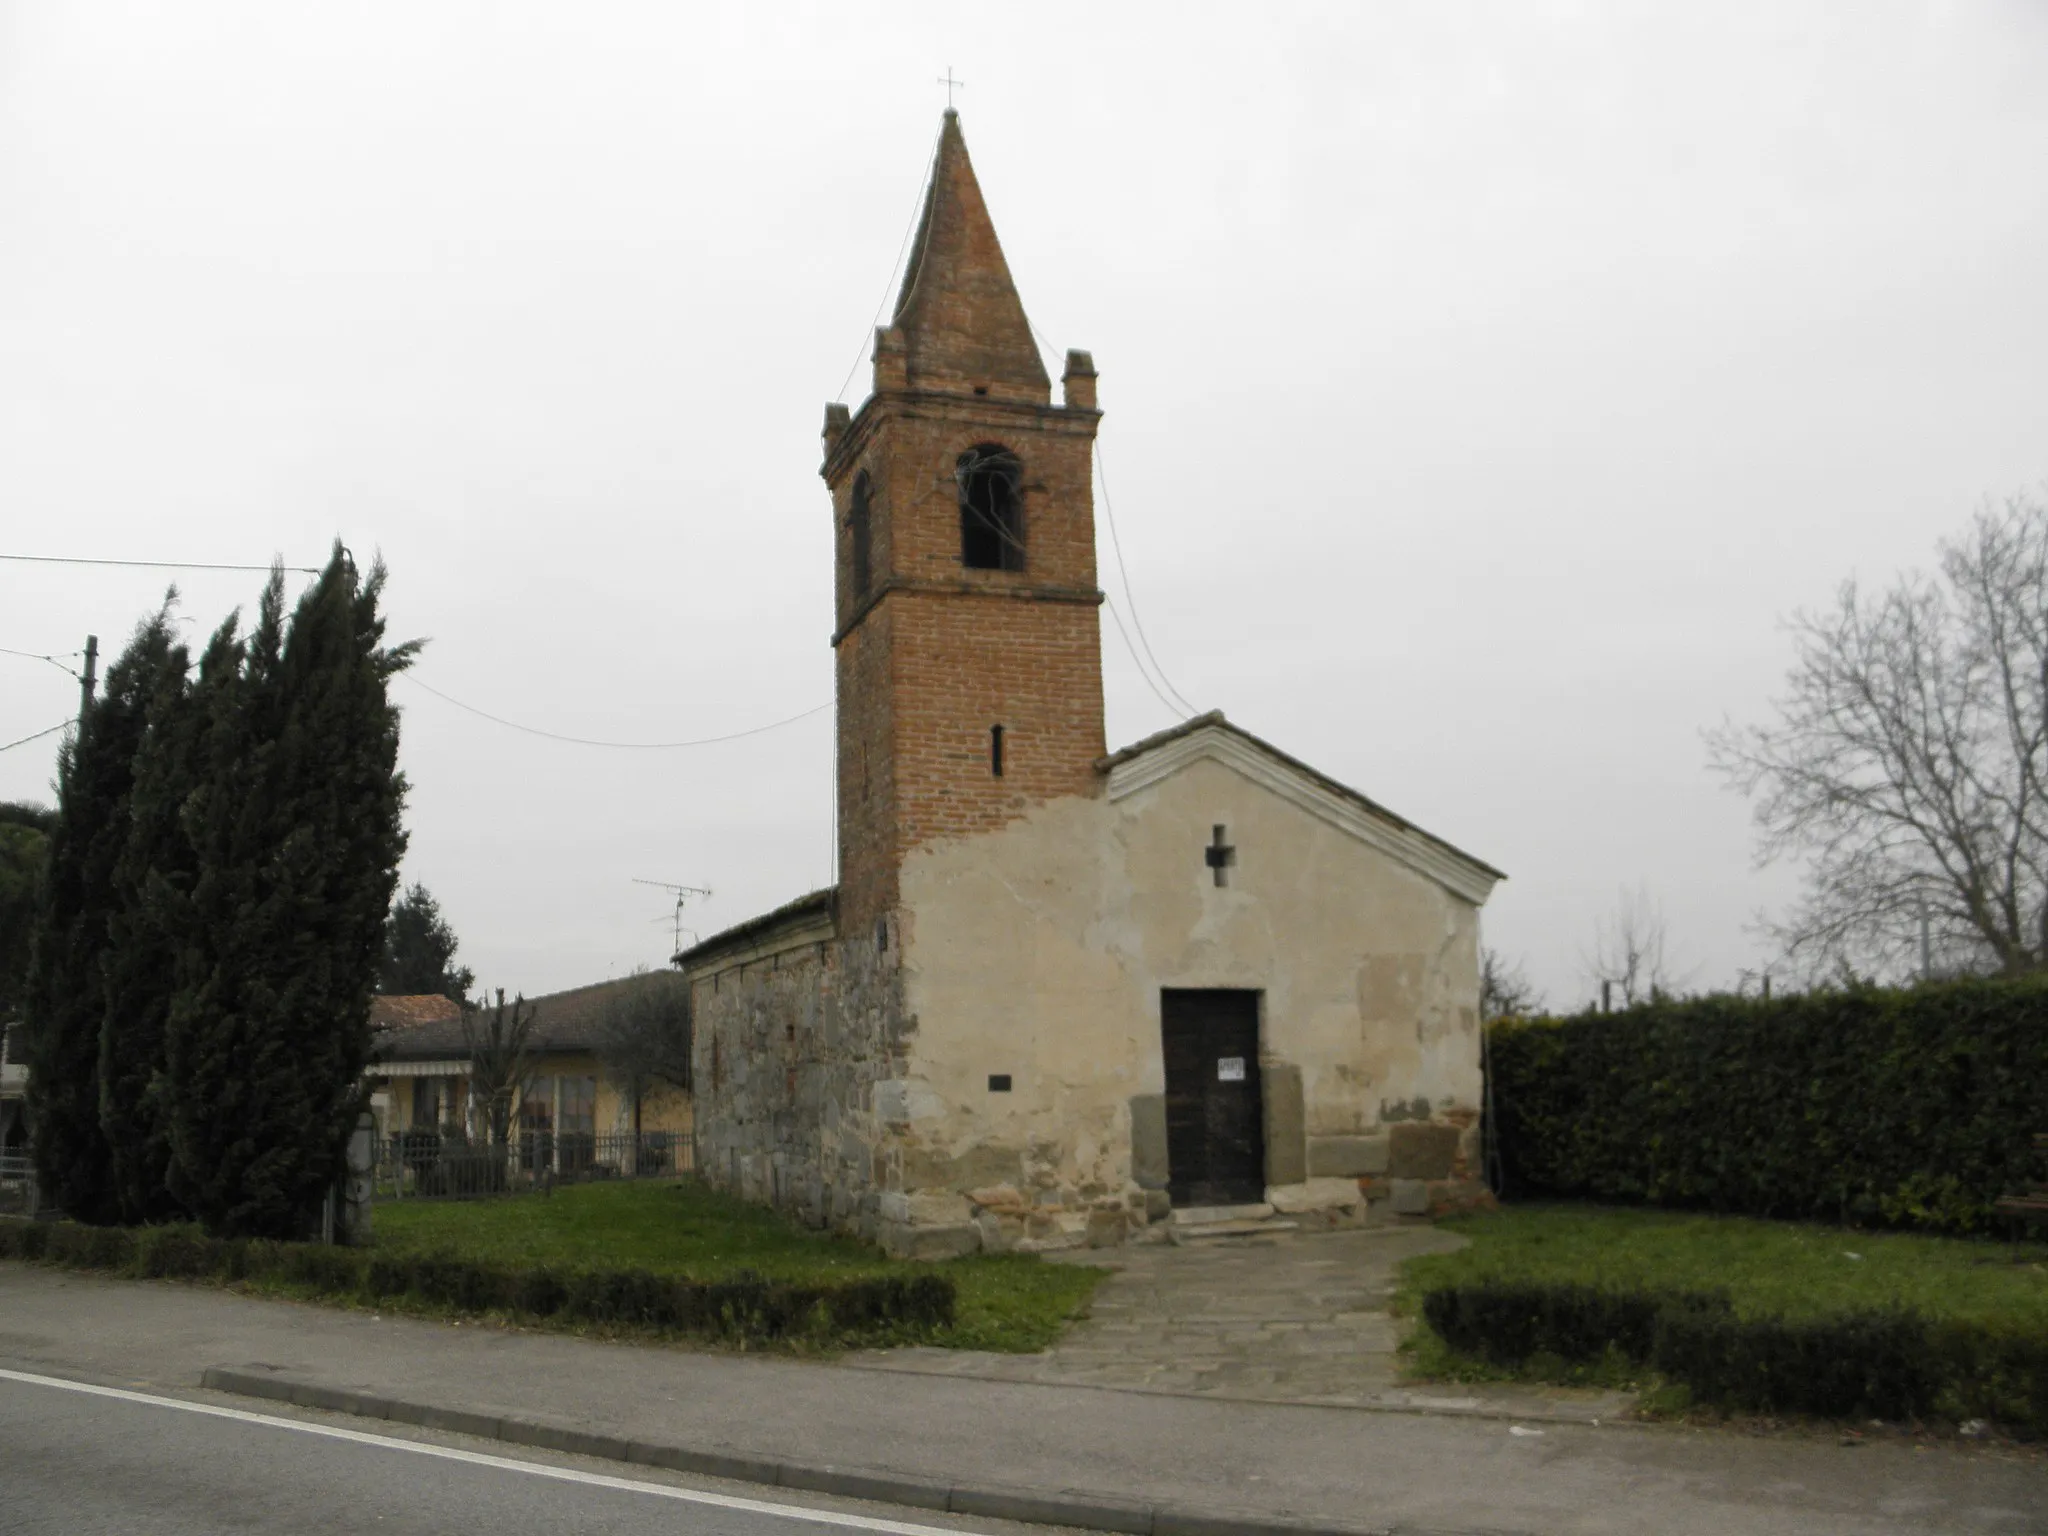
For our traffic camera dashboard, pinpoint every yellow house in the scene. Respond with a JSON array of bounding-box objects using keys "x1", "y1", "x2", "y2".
[{"x1": 366, "y1": 976, "x2": 693, "y2": 1175}]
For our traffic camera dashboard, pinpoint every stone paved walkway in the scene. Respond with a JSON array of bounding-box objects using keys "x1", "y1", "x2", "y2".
[{"x1": 843, "y1": 1224, "x2": 1634, "y2": 1421}]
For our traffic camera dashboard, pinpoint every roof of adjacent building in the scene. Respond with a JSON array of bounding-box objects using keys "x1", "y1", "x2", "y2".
[
  {"x1": 368, "y1": 994, "x2": 463, "y2": 1031},
  {"x1": 671, "y1": 888, "x2": 837, "y2": 974},
  {"x1": 369, "y1": 974, "x2": 684, "y2": 1063}
]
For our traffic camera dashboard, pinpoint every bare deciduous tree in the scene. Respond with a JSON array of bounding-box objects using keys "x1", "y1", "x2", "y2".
[
  {"x1": 462, "y1": 987, "x2": 539, "y2": 1147},
  {"x1": 1479, "y1": 948, "x2": 1544, "y2": 1020},
  {"x1": 595, "y1": 968, "x2": 692, "y2": 1134},
  {"x1": 1709, "y1": 493, "x2": 2048, "y2": 979},
  {"x1": 1583, "y1": 884, "x2": 1681, "y2": 1007}
]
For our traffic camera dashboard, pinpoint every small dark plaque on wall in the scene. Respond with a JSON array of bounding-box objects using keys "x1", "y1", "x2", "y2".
[{"x1": 988, "y1": 1074, "x2": 1013, "y2": 1092}]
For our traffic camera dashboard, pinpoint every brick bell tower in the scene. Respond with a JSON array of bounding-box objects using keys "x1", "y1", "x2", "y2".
[{"x1": 821, "y1": 111, "x2": 1106, "y2": 935}]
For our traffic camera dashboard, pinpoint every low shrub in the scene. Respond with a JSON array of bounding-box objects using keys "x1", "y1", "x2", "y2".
[
  {"x1": 0, "y1": 1215, "x2": 957, "y2": 1347},
  {"x1": 1421, "y1": 1280, "x2": 1729, "y2": 1366},
  {"x1": 1421, "y1": 1278, "x2": 2048, "y2": 1433},
  {"x1": 1652, "y1": 1304, "x2": 1942, "y2": 1421}
]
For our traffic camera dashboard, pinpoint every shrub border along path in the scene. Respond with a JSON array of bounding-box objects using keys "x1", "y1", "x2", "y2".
[
  {"x1": 1419, "y1": 1278, "x2": 2048, "y2": 1435},
  {"x1": 0, "y1": 1217, "x2": 953, "y2": 1348}
]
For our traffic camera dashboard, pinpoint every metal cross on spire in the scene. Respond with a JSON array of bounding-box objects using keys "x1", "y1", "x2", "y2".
[{"x1": 937, "y1": 67, "x2": 965, "y2": 110}]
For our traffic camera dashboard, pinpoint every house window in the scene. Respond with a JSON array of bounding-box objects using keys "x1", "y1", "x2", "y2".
[
  {"x1": 957, "y1": 444, "x2": 1023, "y2": 571},
  {"x1": 991, "y1": 723, "x2": 1005, "y2": 777},
  {"x1": 560, "y1": 1076, "x2": 596, "y2": 1137},
  {"x1": 848, "y1": 470, "x2": 873, "y2": 597},
  {"x1": 559, "y1": 1074, "x2": 597, "y2": 1174},
  {"x1": 518, "y1": 1076, "x2": 553, "y2": 1169}
]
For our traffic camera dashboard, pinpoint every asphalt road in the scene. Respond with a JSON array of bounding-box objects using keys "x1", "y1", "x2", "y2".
[{"x1": 0, "y1": 1369, "x2": 1012, "y2": 1536}]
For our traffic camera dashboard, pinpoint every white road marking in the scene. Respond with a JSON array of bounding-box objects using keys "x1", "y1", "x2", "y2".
[{"x1": 0, "y1": 1365, "x2": 964, "y2": 1535}]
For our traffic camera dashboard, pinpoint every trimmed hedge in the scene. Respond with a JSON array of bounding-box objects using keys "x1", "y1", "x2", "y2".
[
  {"x1": 1487, "y1": 978, "x2": 2048, "y2": 1233},
  {"x1": 0, "y1": 1217, "x2": 955, "y2": 1344},
  {"x1": 1423, "y1": 1279, "x2": 2048, "y2": 1432}
]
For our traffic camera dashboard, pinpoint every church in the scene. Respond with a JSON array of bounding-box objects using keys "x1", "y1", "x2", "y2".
[{"x1": 679, "y1": 112, "x2": 1504, "y2": 1257}]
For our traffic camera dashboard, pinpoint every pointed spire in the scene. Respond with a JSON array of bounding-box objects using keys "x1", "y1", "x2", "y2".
[{"x1": 885, "y1": 112, "x2": 1050, "y2": 401}]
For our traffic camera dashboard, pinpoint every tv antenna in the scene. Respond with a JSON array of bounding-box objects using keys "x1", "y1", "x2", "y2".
[{"x1": 633, "y1": 878, "x2": 712, "y2": 957}]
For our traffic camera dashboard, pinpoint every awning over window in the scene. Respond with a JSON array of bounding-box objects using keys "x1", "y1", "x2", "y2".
[{"x1": 366, "y1": 1060, "x2": 471, "y2": 1079}]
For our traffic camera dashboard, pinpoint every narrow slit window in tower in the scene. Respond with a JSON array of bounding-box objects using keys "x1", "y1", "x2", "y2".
[
  {"x1": 957, "y1": 444, "x2": 1024, "y2": 571},
  {"x1": 991, "y1": 724, "x2": 1005, "y2": 777},
  {"x1": 848, "y1": 470, "x2": 873, "y2": 597}
]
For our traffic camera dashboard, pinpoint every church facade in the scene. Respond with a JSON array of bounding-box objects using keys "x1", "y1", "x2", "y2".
[{"x1": 679, "y1": 112, "x2": 1503, "y2": 1256}]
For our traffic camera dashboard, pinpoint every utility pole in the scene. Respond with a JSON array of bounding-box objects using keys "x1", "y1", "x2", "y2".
[
  {"x1": 79, "y1": 634, "x2": 98, "y2": 718},
  {"x1": 1918, "y1": 897, "x2": 1932, "y2": 981}
]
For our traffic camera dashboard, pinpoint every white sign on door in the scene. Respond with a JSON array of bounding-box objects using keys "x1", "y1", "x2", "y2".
[{"x1": 1217, "y1": 1056, "x2": 1246, "y2": 1082}]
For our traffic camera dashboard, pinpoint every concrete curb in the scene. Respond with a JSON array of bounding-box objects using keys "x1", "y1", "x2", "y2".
[{"x1": 200, "y1": 1367, "x2": 1384, "y2": 1536}]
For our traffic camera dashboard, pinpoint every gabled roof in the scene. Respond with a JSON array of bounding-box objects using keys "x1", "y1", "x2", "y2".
[
  {"x1": 1098, "y1": 712, "x2": 1506, "y2": 906},
  {"x1": 369, "y1": 994, "x2": 462, "y2": 1032},
  {"x1": 888, "y1": 112, "x2": 1049, "y2": 400},
  {"x1": 370, "y1": 974, "x2": 682, "y2": 1062}
]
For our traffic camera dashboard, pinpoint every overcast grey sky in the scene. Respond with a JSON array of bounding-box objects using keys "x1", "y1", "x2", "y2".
[{"x1": 4, "y1": 3, "x2": 2045, "y2": 1008}]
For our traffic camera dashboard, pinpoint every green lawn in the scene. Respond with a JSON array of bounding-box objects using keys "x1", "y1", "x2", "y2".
[
  {"x1": 372, "y1": 1178, "x2": 1106, "y2": 1352},
  {"x1": 1397, "y1": 1202, "x2": 2048, "y2": 1385}
]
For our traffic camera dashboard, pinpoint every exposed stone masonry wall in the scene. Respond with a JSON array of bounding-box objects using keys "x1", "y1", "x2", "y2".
[{"x1": 690, "y1": 932, "x2": 908, "y2": 1233}]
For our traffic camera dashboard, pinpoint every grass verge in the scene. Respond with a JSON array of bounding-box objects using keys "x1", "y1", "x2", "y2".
[
  {"x1": 3, "y1": 1180, "x2": 1106, "y2": 1353},
  {"x1": 374, "y1": 1179, "x2": 1105, "y2": 1352}
]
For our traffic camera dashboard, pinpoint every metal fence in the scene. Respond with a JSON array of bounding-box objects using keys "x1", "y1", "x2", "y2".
[
  {"x1": 0, "y1": 1152, "x2": 35, "y2": 1216},
  {"x1": 371, "y1": 1130, "x2": 693, "y2": 1200}
]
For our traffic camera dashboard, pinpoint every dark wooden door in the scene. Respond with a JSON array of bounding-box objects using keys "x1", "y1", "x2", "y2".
[{"x1": 1161, "y1": 989, "x2": 1265, "y2": 1206}]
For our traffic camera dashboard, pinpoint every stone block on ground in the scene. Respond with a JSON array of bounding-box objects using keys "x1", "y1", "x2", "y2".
[
  {"x1": 1425, "y1": 1178, "x2": 1496, "y2": 1217},
  {"x1": 1387, "y1": 1122, "x2": 1460, "y2": 1180},
  {"x1": 879, "y1": 1222, "x2": 982, "y2": 1261},
  {"x1": 1388, "y1": 1178, "x2": 1430, "y2": 1216},
  {"x1": 1085, "y1": 1208, "x2": 1129, "y2": 1247},
  {"x1": 1265, "y1": 1178, "x2": 1367, "y2": 1216}
]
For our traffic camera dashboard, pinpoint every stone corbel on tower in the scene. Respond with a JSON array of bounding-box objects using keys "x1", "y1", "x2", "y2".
[
  {"x1": 1062, "y1": 349, "x2": 1098, "y2": 412},
  {"x1": 822, "y1": 401, "x2": 851, "y2": 454},
  {"x1": 873, "y1": 325, "x2": 910, "y2": 394}
]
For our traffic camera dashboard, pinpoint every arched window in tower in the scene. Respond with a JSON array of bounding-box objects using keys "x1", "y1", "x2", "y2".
[
  {"x1": 956, "y1": 445, "x2": 1024, "y2": 572},
  {"x1": 848, "y1": 471, "x2": 874, "y2": 597}
]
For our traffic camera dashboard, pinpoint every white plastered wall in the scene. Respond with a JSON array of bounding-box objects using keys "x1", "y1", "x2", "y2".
[{"x1": 887, "y1": 745, "x2": 1489, "y2": 1226}]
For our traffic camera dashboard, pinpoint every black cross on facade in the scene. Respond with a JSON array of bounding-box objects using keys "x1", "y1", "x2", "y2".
[
  {"x1": 1206, "y1": 824, "x2": 1236, "y2": 887},
  {"x1": 937, "y1": 67, "x2": 966, "y2": 110}
]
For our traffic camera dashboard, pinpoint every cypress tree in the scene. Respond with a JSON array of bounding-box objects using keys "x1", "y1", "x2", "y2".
[
  {"x1": 99, "y1": 617, "x2": 201, "y2": 1224},
  {"x1": 21, "y1": 609, "x2": 177, "y2": 1222},
  {"x1": 163, "y1": 549, "x2": 416, "y2": 1237}
]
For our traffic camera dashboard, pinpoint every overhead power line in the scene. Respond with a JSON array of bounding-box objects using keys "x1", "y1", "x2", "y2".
[
  {"x1": 0, "y1": 645, "x2": 84, "y2": 681},
  {"x1": 834, "y1": 119, "x2": 945, "y2": 405},
  {"x1": 0, "y1": 554, "x2": 320, "y2": 574},
  {"x1": 0, "y1": 719, "x2": 73, "y2": 754},
  {"x1": 401, "y1": 675, "x2": 829, "y2": 750},
  {"x1": 1018, "y1": 316, "x2": 1199, "y2": 720},
  {"x1": 1105, "y1": 598, "x2": 1187, "y2": 720},
  {"x1": 1094, "y1": 442, "x2": 1200, "y2": 718}
]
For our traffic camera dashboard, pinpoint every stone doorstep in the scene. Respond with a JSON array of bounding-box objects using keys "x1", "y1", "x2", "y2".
[
  {"x1": 198, "y1": 1368, "x2": 1386, "y2": 1536},
  {"x1": 1178, "y1": 1219, "x2": 1300, "y2": 1241},
  {"x1": 1170, "y1": 1203, "x2": 1276, "y2": 1226}
]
